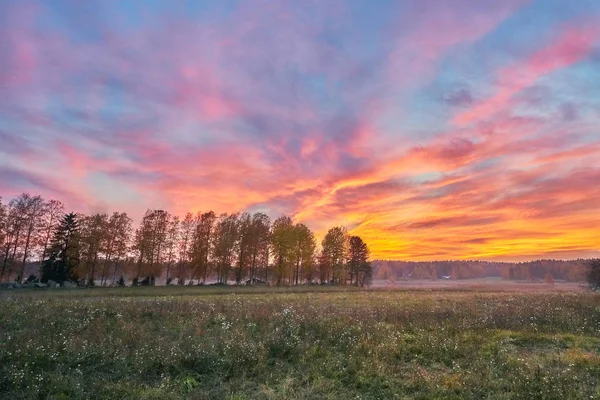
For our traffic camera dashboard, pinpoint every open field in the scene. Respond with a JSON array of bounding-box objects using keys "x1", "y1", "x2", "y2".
[
  {"x1": 1, "y1": 286, "x2": 599, "y2": 399},
  {"x1": 370, "y1": 278, "x2": 589, "y2": 292}
]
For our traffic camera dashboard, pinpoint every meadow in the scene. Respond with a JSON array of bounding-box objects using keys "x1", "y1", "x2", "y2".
[{"x1": 0, "y1": 285, "x2": 599, "y2": 399}]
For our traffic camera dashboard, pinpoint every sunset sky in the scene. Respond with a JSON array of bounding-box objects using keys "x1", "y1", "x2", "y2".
[{"x1": 1, "y1": 0, "x2": 599, "y2": 261}]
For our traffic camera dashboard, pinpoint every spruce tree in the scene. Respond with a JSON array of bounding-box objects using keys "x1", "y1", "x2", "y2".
[
  {"x1": 41, "y1": 213, "x2": 80, "y2": 283},
  {"x1": 588, "y1": 259, "x2": 600, "y2": 290}
]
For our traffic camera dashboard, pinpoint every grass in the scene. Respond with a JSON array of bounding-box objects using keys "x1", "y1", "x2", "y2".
[{"x1": 0, "y1": 286, "x2": 599, "y2": 399}]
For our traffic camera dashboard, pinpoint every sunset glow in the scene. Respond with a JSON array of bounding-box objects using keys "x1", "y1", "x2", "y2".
[{"x1": 1, "y1": 0, "x2": 599, "y2": 261}]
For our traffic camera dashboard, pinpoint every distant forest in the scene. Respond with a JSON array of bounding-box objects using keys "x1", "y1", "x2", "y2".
[
  {"x1": 0, "y1": 193, "x2": 371, "y2": 286},
  {"x1": 373, "y1": 259, "x2": 590, "y2": 282}
]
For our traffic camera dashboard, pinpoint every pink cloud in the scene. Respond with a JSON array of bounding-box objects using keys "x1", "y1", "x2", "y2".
[
  {"x1": 454, "y1": 22, "x2": 600, "y2": 125},
  {"x1": 388, "y1": 0, "x2": 527, "y2": 85}
]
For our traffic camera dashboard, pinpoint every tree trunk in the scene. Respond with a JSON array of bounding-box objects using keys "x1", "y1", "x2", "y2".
[
  {"x1": 88, "y1": 250, "x2": 99, "y2": 286},
  {"x1": 40, "y1": 231, "x2": 51, "y2": 266},
  {"x1": 100, "y1": 252, "x2": 112, "y2": 286},
  {"x1": 250, "y1": 251, "x2": 257, "y2": 285},
  {"x1": 9, "y1": 228, "x2": 22, "y2": 280},
  {"x1": 1, "y1": 236, "x2": 13, "y2": 281}
]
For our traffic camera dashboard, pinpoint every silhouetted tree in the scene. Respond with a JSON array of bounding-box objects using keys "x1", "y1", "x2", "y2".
[
  {"x1": 212, "y1": 213, "x2": 239, "y2": 284},
  {"x1": 164, "y1": 215, "x2": 180, "y2": 284},
  {"x1": 109, "y1": 213, "x2": 133, "y2": 285},
  {"x1": 189, "y1": 211, "x2": 216, "y2": 284},
  {"x1": 317, "y1": 251, "x2": 331, "y2": 284},
  {"x1": 177, "y1": 212, "x2": 196, "y2": 283},
  {"x1": 235, "y1": 212, "x2": 253, "y2": 284},
  {"x1": 321, "y1": 226, "x2": 348, "y2": 284},
  {"x1": 1, "y1": 200, "x2": 24, "y2": 281},
  {"x1": 249, "y1": 212, "x2": 270, "y2": 284},
  {"x1": 41, "y1": 212, "x2": 80, "y2": 283},
  {"x1": 588, "y1": 259, "x2": 600, "y2": 290},
  {"x1": 348, "y1": 236, "x2": 372, "y2": 287},
  {"x1": 2, "y1": 194, "x2": 45, "y2": 282},
  {"x1": 271, "y1": 215, "x2": 294, "y2": 285},
  {"x1": 291, "y1": 223, "x2": 316, "y2": 285},
  {"x1": 133, "y1": 209, "x2": 170, "y2": 285},
  {"x1": 80, "y1": 213, "x2": 108, "y2": 286},
  {"x1": 96, "y1": 212, "x2": 132, "y2": 285},
  {"x1": 0, "y1": 197, "x2": 7, "y2": 280}
]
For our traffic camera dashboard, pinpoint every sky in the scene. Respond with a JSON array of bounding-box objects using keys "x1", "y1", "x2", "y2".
[{"x1": 1, "y1": 0, "x2": 599, "y2": 261}]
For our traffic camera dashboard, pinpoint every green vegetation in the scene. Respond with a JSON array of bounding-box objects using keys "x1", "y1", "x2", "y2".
[
  {"x1": 1, "y1": 193, "x2": 372, "y2": 288},
  {"x1": 1, "y1": 287, "x2": 599, "y2": 399}
]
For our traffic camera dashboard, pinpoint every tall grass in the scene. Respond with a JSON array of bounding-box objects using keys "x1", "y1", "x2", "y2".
[{"x1": 1, "y1": 288, "x2": 598, "y2": 399}]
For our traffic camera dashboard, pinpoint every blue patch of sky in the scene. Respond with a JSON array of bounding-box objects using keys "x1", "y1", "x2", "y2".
[
  {"x1": 96, "y1": 79, "x2": 152, "y2": 127},
  {"x1": 405, "y1": 0, "x2": 600, "y2": 138},
  {"x1": 183, "y1": 0, "x2": 239, "y2": 23},
  {"x1": 35, "y1": 0, "x2": 237, "y2": 45},
  {"x1": 513, "y1": 52, "x2": 600, "y2": 126},
  {"x1": 470, "y1": 157, "x2": 503, "y2": 172},
  {"x1": 476, "y1": 0, "x2": 599, "y2": 66},
  {"x1": 307, "y1": 73, "x2": 341, "y2": 116},
  {"x1": 411, "y1": 172, "x2": 443, "y2": 184}
]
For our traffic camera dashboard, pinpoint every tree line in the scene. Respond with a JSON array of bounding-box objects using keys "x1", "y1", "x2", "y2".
[
  {"x1": 0, "y1": 193, "x2": 372, "y2": 287},
  {"x1": 374, "y1": 259, "x2": 593, "y2": 282}
]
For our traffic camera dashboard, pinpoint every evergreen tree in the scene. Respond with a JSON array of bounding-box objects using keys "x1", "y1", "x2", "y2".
[
  {"x1": 588, "y1": 259, "x2": 600, "y2": 290},
  {"x1": 348, "y1": 236, "x2": 372, "y2": 287},
  {"x1": 41, "y1": 213, "x2": 80, "y2": 283}
]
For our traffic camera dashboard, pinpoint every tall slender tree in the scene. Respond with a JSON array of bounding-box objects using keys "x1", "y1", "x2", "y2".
[
  {"x1": 133, "y1": 209, "x2": 170, "y2": 285},
  {"x1": 235, "y1": 212, "x2": 253, "y2": 284},
  {"x1": 348, "y1": 236, "x2": 371, "y2": 286},
  {"x1": 1, "y1": 200, "x2": 25, "y2": 280},
  {"x1": 164, "y1": 215, "x2": 180, "y2": 283},
  {"x1": 99, "y1": 212, "x2": 121, "y2": 285},
  {"x1": 248, "y1": 212, "x2": 270, "y2": 284},
  {"x1": 189, "y1": 211, "x2": 216, "y2": 284},
  {"x1": 321, "y1": 226, "x2": 348, "y2": 284},
  {"x1": 177, "y1": 212, "x2": 196, "y2": 284},
  {"x1": 80, "y1": 213, "x2": 108, "y2": 286},
  {"x1": 109, "y1": 212, "x2": 132, "y2": 284},
  {"x1": 212, "y1": 213, "x2": 239, "y2": 284},
  {"x1": 291, "y1": 223, "x2": 316, "y2": 285},
  {"x1": 271, "y1": 215, "x2": 294, "y2": 285},
  {"x1": 13, "y1": 194, "x2": 45, "y2": 282},
  {"x1": 151, "y1": 210, "x2": 170, "y2": 283},
  {"x1": 0, "y1": 197, "x2": 7, "y2": 280},
  {"x1": 316, "y1": 250, "x2": 330, "y2": 284}
]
